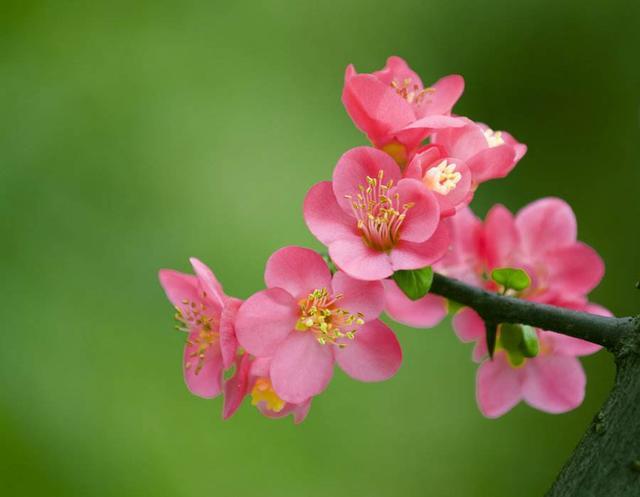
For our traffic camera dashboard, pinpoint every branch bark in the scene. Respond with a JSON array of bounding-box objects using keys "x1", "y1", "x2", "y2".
[{"x1": 428, "y1": 272, "x2": 640, "y2": 496}]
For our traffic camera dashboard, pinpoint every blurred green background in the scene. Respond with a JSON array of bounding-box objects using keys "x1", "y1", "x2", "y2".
[{"x1": 1, "y1": 1, "x2": 639, "y2": 495}]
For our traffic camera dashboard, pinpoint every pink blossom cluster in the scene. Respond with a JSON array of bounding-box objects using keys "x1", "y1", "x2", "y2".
[{"x1": 159, "y1": 57, "x2": 608, "y2": 422}]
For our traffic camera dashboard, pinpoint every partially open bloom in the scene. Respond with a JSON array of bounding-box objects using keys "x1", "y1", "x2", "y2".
[
  {"x1": 304, "y1": 146, "x2": 449, "y2": 281},
  {"x1": 438, "y1": 198, "x2": 610, "y2": 417},
  {"x1": 431, "y1": 118, "x2": 526, "y2": 186},
  {"x1": 159, "y1": 258, "x2": 241, "y2": 398},
  {"x1": 343, "y1": 56, "x2": 465, "y2": 164},
  {"x1": 223, "y1": 354, "x2": 312, "y2": 423},
  {"x1": 235, "y1": 246, "x2": 402, "y2": 404}
]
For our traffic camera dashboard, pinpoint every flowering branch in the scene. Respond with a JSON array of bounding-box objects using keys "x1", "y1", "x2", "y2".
[{"x1": 429, "y1": 273, "x2": 637, "y2": 351}]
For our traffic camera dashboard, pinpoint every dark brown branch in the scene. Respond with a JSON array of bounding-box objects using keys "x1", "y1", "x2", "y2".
[
  {"x1": 430, "y1": 272, "x2": 636, "y2": 351},
  {"x1": 429, "y1": 272, "x2": 640, "y2": 496}
]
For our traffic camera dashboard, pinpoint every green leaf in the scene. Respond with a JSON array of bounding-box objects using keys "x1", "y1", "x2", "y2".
[
  {"x1": 491, "y1": 267, "x2": 532, "y2": 292},
  {"x1": 519, "y1": 325, "x2": 540, "y2": 357},
  {"x1": 392, "y1": 266, "x2": 434, "y2": 301}
]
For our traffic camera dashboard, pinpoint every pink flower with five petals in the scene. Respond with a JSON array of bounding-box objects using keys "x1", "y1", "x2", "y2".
[
  {"x1": 304, "y1": 146, "x2": 450, "y2": 281},
  {"x1": 342, "y1": 56, "x2": 466, "y2": 164},
  {"x1": 234, "y1": 246, "x2": 402, "y2": 404},
  {"x1": 439, "y1": 198, "x2": 610, "y2": 417},
  {"x1": 159, "y1": 258, "x2": 241, "y2": 398}
]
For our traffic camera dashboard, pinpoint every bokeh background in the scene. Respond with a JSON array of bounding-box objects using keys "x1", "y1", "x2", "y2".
[{"x1": 1, "y1": 1, "x2": 639, "y2": 495}]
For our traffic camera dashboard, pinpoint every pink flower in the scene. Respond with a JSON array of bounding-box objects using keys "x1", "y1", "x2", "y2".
[
  {"x1": 304, "y1": 146, "x2": 450, "y2": 281},
  {"x1": 234, "y1": 246, "x2": 402, "y2": 404},
  {"x1": 438, "y1": 198, "x2": 610, "y2": 416},
  {"x1": 223, "y1": 354, "x2": 312, "y2": 423},
  {"x1": 431, "y1": 118, "x2": 527, "y2": 186},
  {"x1": 158, "y1": 258, "x2": 241, "y2": 398},
  {"x1": 342, "y1": 56, "x2": 465, "y2": 165}
]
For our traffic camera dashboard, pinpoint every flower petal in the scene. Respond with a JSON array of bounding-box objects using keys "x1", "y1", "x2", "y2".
[
  {"x1": 452, "y1": 307, "x2": 488, "y2": 362},
  {"x1": 158, "y1": 269, "x2": 201, "y2": 309},
  {"x1": 235, "y1": 288, "x2": 298, "y2": 357},
  {"x1": 392, "y1": 178, "x2": 440, "y2": 243},
  {"x1": 476, "y1": 352, "x2": 523, "y2": 418},
  {"x1": 416, "y1": 74, "x2": 465, "y2": 117},
  {"x1": 515, "y1": 197, "x2": 577, "y2": 256},
  {"x1": 383, "y1": 279, "x2": 447, "y2": 328},
  {"x1": 219, "y1": 296, "x2": 242, "y2": 369},
  {"x1": 265, "y1": 246, "x2": 332, "y2": 299},
  {"x1": 332, "y1": 146, "x2": 402, "y2": 214},
  {"x1": 467, "y1": 145, "x2": 516, "y2": 183},
  {"x1": 304, "y1": 181, "x2": 357, "y2": 245},
  {"x1": 222, "y1": 353, "x2": 251, "y2": 419},
  {"x1": 183, "y1": 336, "x2": 223, "y2": 399},
  {"x1": 329, "y1": 236, "x2": 394, "y2": 281},
  {"x1": 190, "y1": 257, "x2": 225, "y2": 308},
  {"x1": 390, "y1": 222, "x2": 450, "y2": 271},
  {"x1": 331, "y1": 270, "x2": 385, "y2": 321},
  {"x1": 270, "y1": 332, "x2": 334, "y2": 404},
  {"x1": 522, "y1": 355, "x2": 586, "y2": 414},
  {"x1": 335, "y1": 319, "x2": 402, "y2": 382},
  {"x1": 483, "y1": 204, "x2": 518, "y2": 269},
  {"x1": 545, "y1": 242, "x2": 605, "y2": 296}
]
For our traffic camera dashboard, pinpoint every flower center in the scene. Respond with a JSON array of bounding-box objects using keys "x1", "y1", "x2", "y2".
[
  {"x1": 391, "y1": 78, "x2": 434, "y2": 104},
  {"x1": 251, "y1": 377, "x2": 286, "y2": 413},
  {"x1": 175, "y1": 298, "x2": 219, "y2": 374},
  {"x1": 296, "y1": 288, "x2": 364, "y2": 347},
  {"x1": 345, "y1": 170, "x2": 414, "y2": 251},
  {"x1": 484, "y1": 128, "x2": 504, "y2": 148},
  {"x1": 423, "y1": 160, "x2": 462, "y2": 195}
]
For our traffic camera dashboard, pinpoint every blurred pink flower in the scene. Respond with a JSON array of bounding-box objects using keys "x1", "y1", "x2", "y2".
[
  {"x1": 342, "y1": 56, "x2": 465, "y2": 164},
  {"x1": 234, "y1": 246, "x2": 402, "y2": 404},
  {"x1": 304, "y1": 146, "x2": 449, "y2": 281},
  {"x1": 159, "y1": 258, "x2": 241, "y2": 399},
  {"x1": 440, "y1": 198, "x2": 609, "y2": 416}
]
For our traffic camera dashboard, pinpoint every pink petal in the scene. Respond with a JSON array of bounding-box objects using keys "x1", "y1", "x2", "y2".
[
  {"x1": 373, "y1": 56, "x2": 423, "y2": 87},
  {"x1": 522, "y1": 355, "x2": 586, "y2": 414},
  {"x1": 189, "y1": 257, "x2": 225, "y2": 308},
  {"x1": 219, "y1": 296, "x2": 242, "y2": 369},
  {"x1": 292, "y1": 399, "x2": 313, "y2": 424},
  {"x1": 265, "y1": 246, "x2": 332, "y2": 299},
  {"x1": 183, "y1": 336, "x2": 223, "y2": 399},
  {"x1": 416, "y1": 74, "x2": 465, "y2": 117},
  {"x1": 545, "y1": 242, "x2": 605, "y2": 296},
  {"x1": 515, "y1": 197, "x2": 577, "y2": 256},
  {"x1": 235, "y1": 288, "x2": 298, "y2": 357},
  {"x1": 467, "y1": 145, "x2": 516, "y2": 183},
  {"x1": 435, "y1": 207, "x2": 483, "y2": 280},
  {"x1": 390, "y1": 222, "x2": 450, "y2": 271},
  {"x1": 222, "y1": 353, "x2": 251, "y2": 419},
  {"x1": 483, "y1": 204, "x2": 518, "y2": 269},
  {"x1": 430, "y1": 158, "x2": 472, "y2": 214},
  {"x1": 304, "y1": 181, "x2": 357, "y2": 245},
  {"x1": 341, "y1": 74, "x2": 414, "y2": 146},
  {"x1": 383, "y1": 279, "x2": 447, "y2": 328},
  {"x1": 329, "y1": 236, "x2": 394, "y2": 281},
  {"x1": 158, "y1": 269, "x2": 201, "y2": 310},
  {"x1": 331, "y1": 271, "x2": 385, "y2": 321},
  {"x1": 270, "y1": 332, "x2": 334, "y2": 404},
  {"x1": 431, "y1": 120, "x2": 485, "y2": 160},
  {"x1": 476, "y1": 352, "x2": 523, "y2": 418},
  {"x1": 403, "y1": 145, "x2": 444, "y2": 180},
  {"x1": 401, "y1": 114, "x2": 467, "y2": 132},
  {"x1": 392, "y1": 178, "x2": 440, "y2": 243},
  {"x1": 452, "y1": 307, "x2": 489, "y2": 362},
  {"x1": 541, "y1": 331, "x2": 601, "y2": 357},
  {"x1": 335, "y1": 319, "x2": 402, "y2": 382},
  {"x1": 332, "y1": 146, "x2": 402, "y2": 214}
]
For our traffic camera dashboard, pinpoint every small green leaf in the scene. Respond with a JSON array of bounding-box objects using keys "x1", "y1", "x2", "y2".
[
  {"x1": 491, "y1": 267, "x2": 532, "y2": 292},
  {"x1": 392, "y1": 266, "x2": 434, "y2": 301},
  {"x1": 499, "y1": 323, "x2": 523, "y2": 350},
  {"x1": 520, "y1": 325, "x2": 540, "y2": 358}
]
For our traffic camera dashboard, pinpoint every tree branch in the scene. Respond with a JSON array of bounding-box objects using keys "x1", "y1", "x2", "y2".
[
  {"x1": 429, "y1": 272, "x2": 637, "y2": 351},
  {"x1": 429, "y1": 272, "x2": 640, "y2": 496}
]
